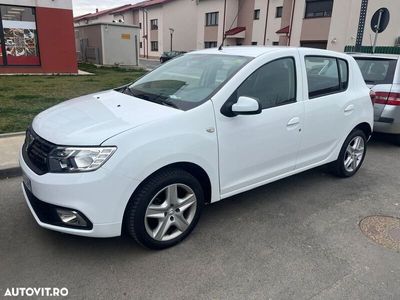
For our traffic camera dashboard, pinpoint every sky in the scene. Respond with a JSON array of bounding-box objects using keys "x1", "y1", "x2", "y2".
[{"x1": 72, "y1": 0, "x2": 141, "y2": 16}]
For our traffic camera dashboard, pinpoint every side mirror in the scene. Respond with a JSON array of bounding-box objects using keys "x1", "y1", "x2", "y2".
[{"x1": 231, "y1": 96, "x2": 262, "y2": 116}]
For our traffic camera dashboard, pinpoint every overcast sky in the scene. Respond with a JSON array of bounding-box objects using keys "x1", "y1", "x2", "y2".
[{"x1": 72, "y1": 0, "x2": 141, "y2": 16}]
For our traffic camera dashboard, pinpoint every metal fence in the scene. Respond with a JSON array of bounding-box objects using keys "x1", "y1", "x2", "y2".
[{"x1": 344, "y1": 45, "x2": 400, "y2": 54}]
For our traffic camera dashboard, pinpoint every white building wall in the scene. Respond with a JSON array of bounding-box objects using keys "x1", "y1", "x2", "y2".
[
  {"x1": 286, "y1": 0, "x2": 305, "y2": 47},
  {"x1": 265, "y1": 0, "x2": 283, "y2": 45},
  {"x1": 251, "y1": 0, "x2": 265, "y2": 44},
  {"x1": 251, "y1": 0, "x2": 284, "y2": 45},
  {"x1": 161, "y1": 0, "x2": 198, "y2": 52},
  {"x1": 328, "y1": 0, "x2": 400, "y2": 52},
  {"x1": 196, "y1": 0, "x2": 225, "y2": 49}
]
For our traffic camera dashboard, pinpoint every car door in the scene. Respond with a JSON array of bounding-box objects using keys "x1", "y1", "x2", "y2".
[
  {"x1": 296, "y1": 51, "x2": 350, "y2": 169},
  {"x1": 213, "y1": 51, "x2": 304, "y2": 197}
]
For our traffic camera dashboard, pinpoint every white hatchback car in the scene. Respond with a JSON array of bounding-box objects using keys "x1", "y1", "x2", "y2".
[{"x1": 20, "y1": 47, "x2": 373, "y2": 249}]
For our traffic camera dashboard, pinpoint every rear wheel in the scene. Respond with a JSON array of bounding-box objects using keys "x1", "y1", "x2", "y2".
[
  {"x1": 125, "y1": 168, "x2": 204, "y2": 249},
  {"x1": 332, "y1": 129, "x2": 367, "y2": 177}
]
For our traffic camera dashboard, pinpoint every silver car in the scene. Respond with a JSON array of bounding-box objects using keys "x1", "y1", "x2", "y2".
[{"x1": 351, "y1": 53, "x2": 400, "y2": 145}]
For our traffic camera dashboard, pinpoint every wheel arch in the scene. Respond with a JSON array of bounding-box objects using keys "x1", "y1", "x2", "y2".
[
  {"x1": 122, "y1": 162, "x2": 213, "y2": 234},
  {"x1": 353, "y1": 122, "x2": 372, "y2": 139}
]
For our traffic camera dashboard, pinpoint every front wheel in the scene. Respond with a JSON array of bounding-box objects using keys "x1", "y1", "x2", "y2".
[
  {"x1": 331, "y1": 129, "x2": 367, "y2": 178},
  {"x1": 124, "y1": 168, "x2": 204, "y2": 249}
]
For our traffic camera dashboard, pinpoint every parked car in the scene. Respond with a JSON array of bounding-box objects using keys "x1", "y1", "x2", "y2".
[
  {"x1": 160, "y1": 51, "x2": 186, "y2": 63},
  {"x1": 20, "y1": 47, "x2": 373, "y2": 249},
  {"x1": 350, "y1": 53, "x2": 400, "y2": 144}
]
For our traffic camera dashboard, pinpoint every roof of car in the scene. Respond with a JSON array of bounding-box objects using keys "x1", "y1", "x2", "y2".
[
  {"x1": 190, "y1": 46, "x2": 348, "y2": 58},
  {"x1": 348, "y1": 52, "x2": 400, "y2": 60}
]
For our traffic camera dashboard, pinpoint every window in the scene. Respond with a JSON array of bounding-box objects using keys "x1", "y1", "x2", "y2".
[
  {"x1": 354, "y1": 58, "x2": 397, "y2": 85},
  {"x1": 140, "y1": 42, "x2": 142, "y2": 48},
  {"x1": 150, "y1": 19, "x2": 158, "y2": 30},
  {"x1": 127, "y1": 54, "x2": 251, "y2": 110},
  {"x1": 305, "y1": 0, "x2": 333, "y2": 18},
  {"x1": 251, "y1": 42, "x2": 258, "y2": 45},
  {"x1": 151, "y1": 41, "x2": 158, "y2": 51},
  {"x1": 338, "y1": 59, "x2": 348, "y2": 90},
  {"x1": 272, "y1": 41, "x2": 279, "y2": 45},
  {"x1": 205, "y1": 12, "x2": 218, "y2": 26},
  {"x1": 305, "y1": 56, "x2": 348, "y2": 98},
  {"x1": 276, "y1": 6, "x2": 283, "y2": 18},
  {"x1": 204, "y1": 41, "x2": 217, "y2": 48},
  {"x1": 139, "y1": 22, "x2": 142, "y2": 29},
  {"x1": 0, "y1": 5, "x2": 40, "y2": 66},
  {"x1": 254, "y1": 9, "x2": 260, "y2": 20},
  {"x1": 231, "y1": 57, "x2": 297, "y2": 109}
]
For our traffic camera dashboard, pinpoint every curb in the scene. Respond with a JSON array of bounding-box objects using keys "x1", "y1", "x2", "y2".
[
  {"x1": 0, "y1": 166, "x2": 21, "y2": 180},
  {"x1": 0, "y1": 131, "x2": 25, "y2": 138}
]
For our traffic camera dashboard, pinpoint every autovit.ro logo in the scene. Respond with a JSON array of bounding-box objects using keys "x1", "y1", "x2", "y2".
[{"x1": 4, "y1": 287, "x2": 68, "y2": 297}]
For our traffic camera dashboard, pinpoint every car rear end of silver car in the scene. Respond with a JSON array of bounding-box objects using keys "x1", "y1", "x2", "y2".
[{"x1": 354, "y1": 56, "x2": 400, "y2": 135}]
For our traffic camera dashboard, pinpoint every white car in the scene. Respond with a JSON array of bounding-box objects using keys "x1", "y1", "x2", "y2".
[
  {"x1": 350, "y1": 53, "x2": 400, "y2": 144},
  {"x1": 20, "y1": 47, "x2": 373, "y2": 249}
]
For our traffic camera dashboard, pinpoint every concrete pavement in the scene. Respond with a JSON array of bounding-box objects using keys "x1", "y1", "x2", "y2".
[
  {"x1": 0, "y1": 137, "x2": 399, "y2": 299},
  {"x1": 0, "y1": 133, "x2": 24, "y2": 178}
]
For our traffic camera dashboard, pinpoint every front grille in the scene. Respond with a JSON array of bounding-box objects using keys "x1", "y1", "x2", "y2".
[{"x1": 22, "y1": 128, "x2": 55, "y2": 175}]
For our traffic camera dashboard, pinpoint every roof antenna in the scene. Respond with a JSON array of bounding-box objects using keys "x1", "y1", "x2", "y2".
[{"x1": 218, "y1": 1, "x2": 241, "y2": 51}]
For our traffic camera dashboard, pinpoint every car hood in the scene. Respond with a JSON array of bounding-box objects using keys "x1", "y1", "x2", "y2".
[{"x1": 32, "y1": 90, "x2": 180, "y2": 145}]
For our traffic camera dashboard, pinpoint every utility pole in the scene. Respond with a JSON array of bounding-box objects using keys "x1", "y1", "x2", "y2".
[
  {"x1": 263, "y1": 0, "x2": 270, "y2": 45},
  {"x1": 169, "y1": 28, "x2": 174, "y2": 51}
]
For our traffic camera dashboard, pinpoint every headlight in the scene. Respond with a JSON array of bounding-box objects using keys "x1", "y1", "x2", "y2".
[{"x1": 48, "y1": 146, "x2": 117, "y2": 173}]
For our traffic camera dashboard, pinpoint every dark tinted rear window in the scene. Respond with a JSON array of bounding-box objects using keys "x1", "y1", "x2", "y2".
[{"x1": 354, "y1": 58, "x2": 397, "y2": 85}]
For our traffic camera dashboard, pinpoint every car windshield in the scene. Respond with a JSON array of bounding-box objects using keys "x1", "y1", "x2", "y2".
[
  {"x1": 126, "y1": 54, "x2": 252, "y2": 110},
  {"x1": 354, "y1": 57, "x2": 397, "y2": 85}
]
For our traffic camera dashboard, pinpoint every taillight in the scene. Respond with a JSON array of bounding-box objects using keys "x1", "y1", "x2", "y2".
[
  {"x1": 387, "y1": 92, "x2": 400, "y2": 106},
  {"x1": 373, "y1": 91, "x2": 400, "y2": 106}
]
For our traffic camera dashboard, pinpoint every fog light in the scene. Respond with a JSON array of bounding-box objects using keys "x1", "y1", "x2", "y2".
[{"x1": 56, "y1": 209, "x2": 88, "y2": 227}]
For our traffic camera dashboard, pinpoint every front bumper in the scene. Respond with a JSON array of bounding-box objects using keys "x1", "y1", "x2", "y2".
[{"x1": 19, "y1": 148, "x2": 139, "y2": 238}]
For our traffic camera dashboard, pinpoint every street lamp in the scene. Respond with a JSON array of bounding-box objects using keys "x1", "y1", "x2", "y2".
[{"x1": 169, "y1": 28, "x2": 174, "y2": 52}]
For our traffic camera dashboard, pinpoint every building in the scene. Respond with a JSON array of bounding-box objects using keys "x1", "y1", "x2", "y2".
[
  {"x1": 75, "y1": 23, "x2": 140, "y2": 66},
  {"x1": 74, "y1": 0, "x2": 284, "y2": 59},
  {"x1": 73, "y1": 5, "x2": 132, "y2": 26},
  {"x1": 0, "y1": 0, "x2": 77, "y2": 74},
  {"x1": 277, "y1": 0, "x2": 400, "y2": 51},
  {"x1": 73, "y1": 0, "x2": 400, "y2": 58}
]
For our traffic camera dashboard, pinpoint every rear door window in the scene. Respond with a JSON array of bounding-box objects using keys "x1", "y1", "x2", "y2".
[
  {"x1": 305, "y1": 56, "x2": 348, "y2": 98},
  {"x1": 354, "y1": 58, "x2": 397, "y2": 85}
]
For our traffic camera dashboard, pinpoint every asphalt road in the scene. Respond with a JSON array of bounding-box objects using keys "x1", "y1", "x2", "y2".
[{"x1": 0, "y1": 136, "x2": 399, "y2": 299}]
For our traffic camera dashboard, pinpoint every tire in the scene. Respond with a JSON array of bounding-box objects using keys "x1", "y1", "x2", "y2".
[
  {"x1": 331, "y1": 129, "x2": 367, "y2": 178},
  {"x1": 124, "y1": 168, "x2": 204, "y2": 249}
]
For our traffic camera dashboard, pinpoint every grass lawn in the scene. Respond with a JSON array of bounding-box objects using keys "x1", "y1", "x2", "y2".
[{"x1": 0, "y1": 64, "x2": 146, "y2": 134}]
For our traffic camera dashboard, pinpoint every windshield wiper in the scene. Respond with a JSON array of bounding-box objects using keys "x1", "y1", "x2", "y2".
[
  {"x1": 127, "y1": 88, "x2": 179, "y2": 109},
  {"x1": 157, "y1": 98, "x2": 178, "y2": 109}
]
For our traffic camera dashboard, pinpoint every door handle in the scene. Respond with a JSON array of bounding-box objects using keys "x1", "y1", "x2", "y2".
[
  {"x1": 287, "y1": 117, "x2": 300, "y2": 127},
  {"x1": 344, "y1": 105, "x2": 355, "y2": 113}
]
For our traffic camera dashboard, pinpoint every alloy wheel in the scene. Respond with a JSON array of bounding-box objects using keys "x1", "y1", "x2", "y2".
[
  {"x1": 344, "y1": 136, "x2": 365, "y2": 173},
  {"x1": 144, "y1": 184, "x2": 197, "y2": 241}
]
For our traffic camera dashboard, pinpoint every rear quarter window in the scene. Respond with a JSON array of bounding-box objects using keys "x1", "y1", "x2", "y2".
[{"x1": 354, "y1": 58, "x2": 397, "y2": 85}]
